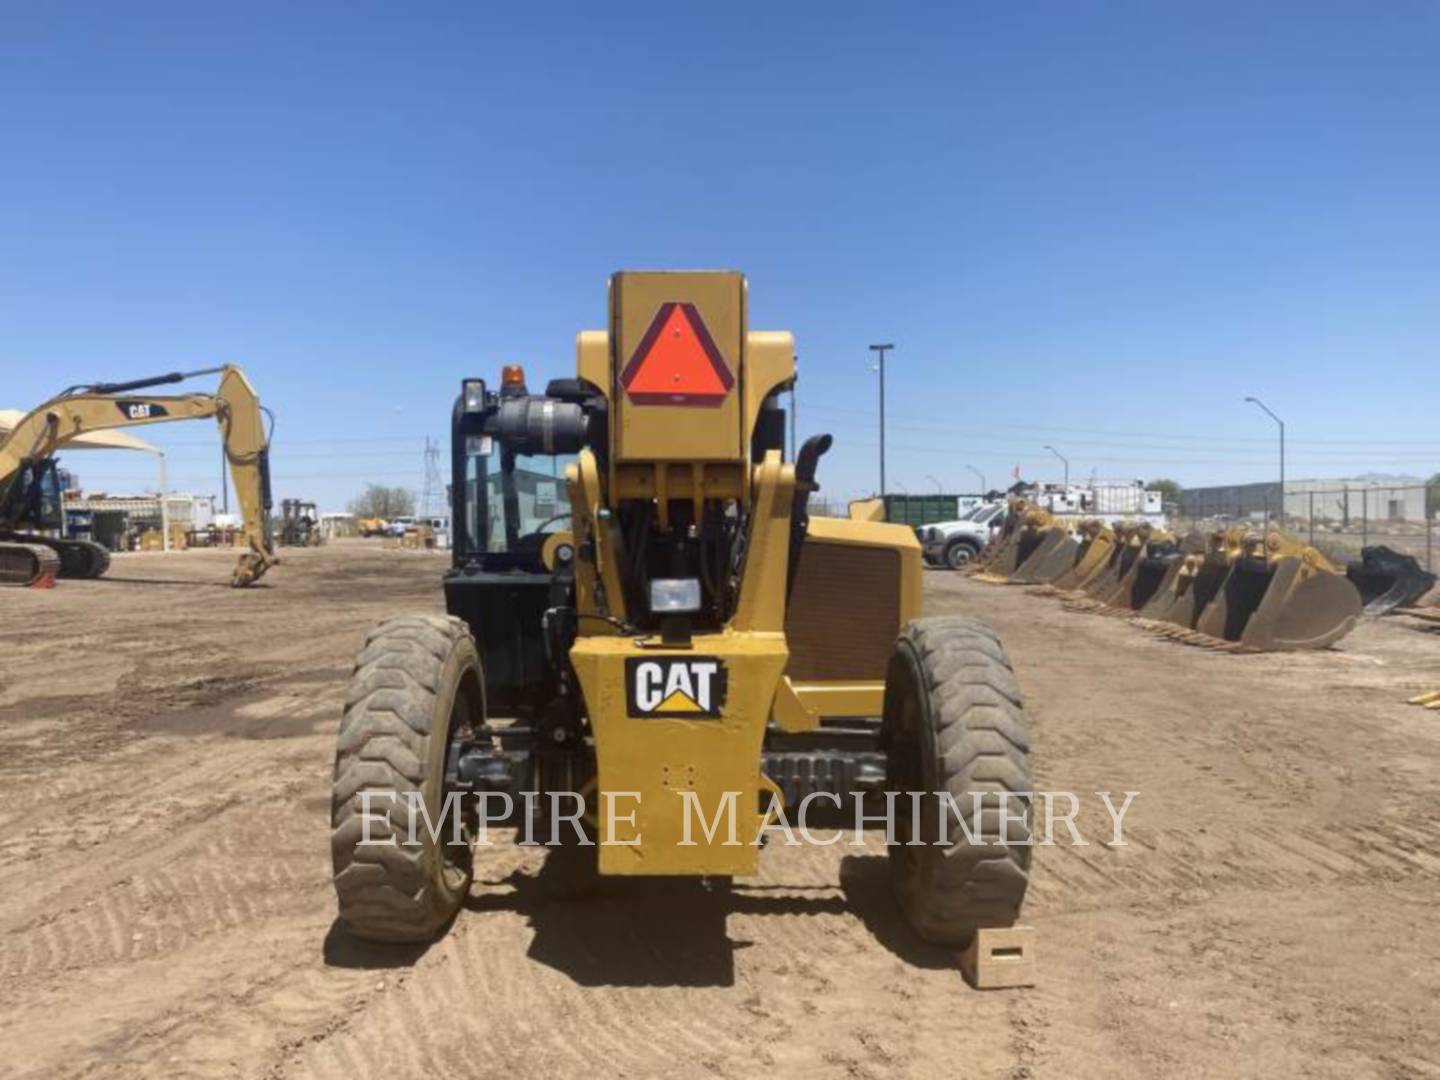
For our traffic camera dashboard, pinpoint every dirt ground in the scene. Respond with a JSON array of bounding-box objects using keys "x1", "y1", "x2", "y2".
[{"x1": 2, "y1": 539, "x2": 1439, "y2": 1079}]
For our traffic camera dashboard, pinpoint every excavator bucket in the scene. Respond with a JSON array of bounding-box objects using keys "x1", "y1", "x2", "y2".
[
  {"x1": 1085, "y1": 522, "x2": 1154, "y2": 606},
  {"x1": 1009, "y1": 513, "x2": 1076, "y2": 584},
  {"x1": 1106, "y1": 530, "x2": 1181, "y2": 612},
  {"x1": 1139, "y1": 551, "x2": 1201, "y2": 624},
  {"x1": 1132, "y1": 532, "x2": 1203, "y2": 620},
  {"x1": 1009, "y1": 521, "x2": 1076, "y2": 584},
  {"x1": 1047, "y1": 519, "x2": 1118, "y2": 592},
  {"x1": 1073, "y1": 522, "x2": 1136, "y2": 599},
  {"x1": 1345, "y1": 546, "x2": 1437, "y2": 616},
  {"x1": 1194, "y1": 531, "x2": 1362, "y2": 651},
  {"x1": 969, "y1": 497, "x2": 1028, "y2": 578},
  {"x1": 986, "y1": 531, "x2": 1025, "y2": 577},
  {"x1": 1139, "y1": 529, "x2": 1239, "y2": 628}
]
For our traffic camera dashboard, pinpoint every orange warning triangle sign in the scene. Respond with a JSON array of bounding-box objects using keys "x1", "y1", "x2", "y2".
[{"x1": 620, "y1": 302, "x2": 734, "y2": 406}]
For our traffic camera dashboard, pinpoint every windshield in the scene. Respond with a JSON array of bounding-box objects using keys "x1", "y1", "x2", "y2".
[{"x1": 462, "y1": 445, "x2": 573, "y2": 557}]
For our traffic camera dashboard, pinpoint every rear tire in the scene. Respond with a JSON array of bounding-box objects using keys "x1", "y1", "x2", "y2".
[
  {"x1": 882, "y1": 616, "x2": 1032, "y2": 945},
  {"x1": 331, "y1": 615, "x2": 483, "y2": 943}
]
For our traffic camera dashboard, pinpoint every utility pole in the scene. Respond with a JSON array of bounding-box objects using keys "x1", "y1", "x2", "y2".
[
  {"x1": 1043, "y1": 444, "x2": 1069, "y2": 487},
  {"x1": 1244, "y1": 396, "x2": 1285, "y2": 521},
  {"x1": 965, "y1": 464, "x2": 986, "y2": 494},
  {"x1": 869, "y1": 344, "x2": 894, "y2": 496}
]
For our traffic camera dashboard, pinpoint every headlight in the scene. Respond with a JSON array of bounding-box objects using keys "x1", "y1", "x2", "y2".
[
  {"x1": 462, "y1": 379, "x2": 486, "y2": 412},
  {"x1": 650, "y1": 578, "x2": 702, "y2": 614}
]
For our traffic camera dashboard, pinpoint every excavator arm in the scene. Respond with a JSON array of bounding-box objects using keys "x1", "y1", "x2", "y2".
[{"x1": 0, "y1": 365, "x2": 277, "y2": 587}]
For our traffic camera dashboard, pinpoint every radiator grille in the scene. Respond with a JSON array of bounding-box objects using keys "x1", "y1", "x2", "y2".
[{"x1": 785, "y1": 541, "x2": 901, "y2": 681}]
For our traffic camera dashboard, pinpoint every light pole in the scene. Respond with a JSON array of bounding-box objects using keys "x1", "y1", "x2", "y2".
[
  {"x1": 925, "y1": 474, "x2": 943, "y2": 494},
  {"x1": 965, "y1": 464, "x2": 986, "y2": 494},
  {"x1": 1244, "y1": 396, "x2": 1285, "y2": 520},
  {"x1": 869, "y1": 344, "x2": 894, "y2": 496},
  {"x1": 1043, "y1": 444, "x2": 1069, "y2": 487}
]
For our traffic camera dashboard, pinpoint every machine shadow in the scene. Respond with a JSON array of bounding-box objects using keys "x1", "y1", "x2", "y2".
[
  {"x1": 321, "y1": 919, "x2": 438, "y2": 970},
  {"x1": 837, "y1": 854, "x2": 957, "y2": 970},
  {"x1": 465, "y1": 845, "x2": 847, "y2": 989},
  {"x1": 322, "y1": 853, "x2": 952, "y2": 978},
  {"x1": 87, "y1": 576, "x2": 260, "y2": 588}
]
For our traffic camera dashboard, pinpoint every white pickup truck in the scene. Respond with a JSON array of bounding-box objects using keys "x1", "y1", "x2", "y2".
[{"x1": 918, "y1": 502, "x2": 1007, "y2": 569}]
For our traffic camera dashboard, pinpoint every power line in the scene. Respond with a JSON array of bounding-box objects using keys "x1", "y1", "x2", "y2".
[
  {"x1": 811, "y1": 417, "x2": 1435, "y2": 457},
  {"x1": 804, "y1": 404, "x2": 1440, "y2": 448}
]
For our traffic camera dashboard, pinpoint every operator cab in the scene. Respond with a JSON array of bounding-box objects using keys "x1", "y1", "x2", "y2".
[
  {"x1": 0, "y1": 457, "x2": 65, "y2": 533},
  {"x1": 444, "y1": 367, "x2": 601, "y2": 719}
]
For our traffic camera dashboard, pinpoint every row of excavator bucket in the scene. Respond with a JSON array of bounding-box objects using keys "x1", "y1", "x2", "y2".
[{"x1": 965, "y1": 501, "x2": 1366, "y2": 653}]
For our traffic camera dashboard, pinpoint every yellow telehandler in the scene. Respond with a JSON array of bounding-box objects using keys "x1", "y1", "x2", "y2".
[
  {"x1": 330, "y1": 271, "x2": 1033, "y2": 946},
  {"x1": 0, "y1": 365, "x2": 277, "y2": 587}
]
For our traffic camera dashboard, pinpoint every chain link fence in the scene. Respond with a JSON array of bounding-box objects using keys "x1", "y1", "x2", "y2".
[{"x1": 1172, "y1": 482, "x2": 1437, "y2": 572}]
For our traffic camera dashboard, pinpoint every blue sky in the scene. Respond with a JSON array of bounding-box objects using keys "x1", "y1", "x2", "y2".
[{"x1": 3, "y1": 2, "x2": 1437, "y2": 509}]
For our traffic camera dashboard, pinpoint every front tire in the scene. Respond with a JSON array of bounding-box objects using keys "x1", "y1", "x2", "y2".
[
  {"x1": 882, "y1": 616, "x2": 1032, "y2": 945},
  {"x1": 331, "y1": 615, "x2": 483, "y2": 942}
]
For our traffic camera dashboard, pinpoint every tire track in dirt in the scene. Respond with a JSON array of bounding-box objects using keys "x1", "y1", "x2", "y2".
[
  {"x1": 280, "y1": 841, "x2": 870, "y2": 1080},
  {"x1": 0, "y1": 826, "x2": 330, "y2": 982},
  {"x1": 1027, "y1": 816, "x2": 1440, "y2": 915}
]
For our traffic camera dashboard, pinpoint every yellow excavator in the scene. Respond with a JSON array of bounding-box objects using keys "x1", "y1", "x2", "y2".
[{"x1": 0, "y1": 365, "x2": 277, "y2": 588}]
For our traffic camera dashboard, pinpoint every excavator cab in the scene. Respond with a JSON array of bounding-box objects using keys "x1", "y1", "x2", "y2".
[{"x1": 0, "y1": 458, "x2": 64, "y2": 533}]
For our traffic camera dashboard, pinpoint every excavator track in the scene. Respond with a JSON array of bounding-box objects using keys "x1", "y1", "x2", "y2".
[
  {"x1": 0, "y1": 541, "x2": 62, "y2": 587},
  {"x1": 0, "y1": 534, "x2": 111, "y2": 582},
  {"x1": 52, "y1": 538, "x2": 111, "y2": 579}
]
